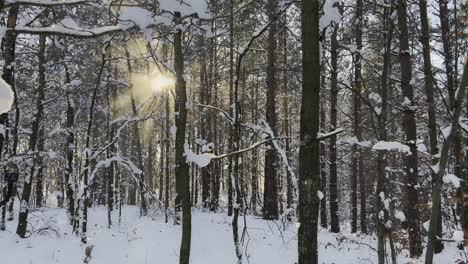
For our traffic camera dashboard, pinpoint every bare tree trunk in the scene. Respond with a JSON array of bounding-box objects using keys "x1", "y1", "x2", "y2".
[
  {"x1": 35, "y1": 127, "x2": 45, "y2": 207},
  {"x1": 165, "y1": 92, "x2": 171, "y2": 224},
  {"x1": 227, "y1": 0, "x2": 235, "y2": 217},
  {"x1": 419, "y1": 0, "x2": 443, "y2": 254},
  {"x1": 320, "y1": 105, "x2": 327, "y2": 229},
  {"x1": 329, "y1": 22, "x2": 340, "y2": 234},
  {"x1": 281, "y1": 16, "x2": 293, "y2": 210},
  {"x1": 80, "y1": 42, "x2": 109, "y2": 243},
  {"x1": 173, "y1": 15, "x2": 191, "y2": 264},
  {"x1": 16, "y1": 34, "x2": 46, "y2": 238},
  {"x1": 298, "y1": 0, "x2": 320, "y2": 262},
  {"x1": 263, "y1": 0, "x2": 279, "y2": 220},
  {"x1": 396, "y1": 0, "x2": 422, "y2": 257},
  {"x1": 351, "y1": 0, "x2": 364, "y2": 234},
  {"x1": 0, "y1": 5, "x2": 19, "y2": 226},
  {"x1": 106, "y1": 58, "x2": 115, "y2": 228},
  {"x1": 376, "y1": 6, "x2": 394, "y2": 263},
  {"x1": 425, "y1": 59, "x2": 468, "y2": 263},
  {"x1": 124, "y1": 47, "x2": 148, "y2": 216},
  {"x1": 63, "y1": 62, "x2": 76, "y2": 226}
]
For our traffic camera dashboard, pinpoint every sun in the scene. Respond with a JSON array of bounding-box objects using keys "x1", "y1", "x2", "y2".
[{"x1": 151, "y1": 75, "x2": 174, "y2": 97}]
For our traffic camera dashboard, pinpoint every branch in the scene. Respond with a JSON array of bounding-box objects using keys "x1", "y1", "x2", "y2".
[
  {"x1": 211, "y1": 138, "x2": 280, "y2": 160},
  {"x1": 317, "y1": 128, "x2": 345, "y2": 140},
  {"x1": 13, "y1": 24, "x2": 132, "y2": 38},
  {"x1": 5, "y1": 0, "x2": 88, "y2": 7}
]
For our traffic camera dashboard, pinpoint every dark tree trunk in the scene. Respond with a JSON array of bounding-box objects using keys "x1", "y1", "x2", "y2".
[
  {"x1": 419, "y1": 0, "x2": 443, "y2": 254},
  {"x1": 329, "y1": 22, "x2": 340, "y2": 233},
  {"x1": 376, "y1": 6, "x2": 394, "y2": 263},
  {"x1": 298, "y1": 0, "x2": 320, "y2": 262},
  {"x1": 396, "y1": 0, "x2": 422, "y2": 257},
  {"x1": 173, "y1": 15, "x2": 192, "y2": 264},
  {"x1": 16, "y1": 34, "x2": 46, "y2": 238},
  {"x1": 425, "y1": 59, "x2": 468, "y2": 263},
  {"x1": 263, "y1": 0, "x2": 279, "y2": 220}
]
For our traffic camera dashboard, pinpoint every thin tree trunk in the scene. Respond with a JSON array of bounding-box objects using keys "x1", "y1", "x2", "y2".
[
  {"x1": 425, "y1": 59, "x2": 468, "y2": 263},
  {"x1": 16, "y1": 34, "x2": 46, "y2": 238},
  {"x1": 124, "y1": 47, "x2": 148, "y2": 216},
  {"x1": 329, "y1": 22, "x2": 340, "y2": 233},
  {"x1": 419, "y1": 0, "x2": 443, "y2": 254},
  {"x1": 80, "y1": 42, "x2": 109, "y2": 243}
]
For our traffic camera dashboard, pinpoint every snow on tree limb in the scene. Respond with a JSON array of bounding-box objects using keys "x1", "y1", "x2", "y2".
[
  {"x1": 0, "y1": 78, "x2": 14, "y2": 114},
  {"x1": 5, "y1": 0, "x2": 88, "y2": 7}
]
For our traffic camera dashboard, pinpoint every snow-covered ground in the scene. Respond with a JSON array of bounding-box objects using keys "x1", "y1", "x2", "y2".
[{"x1": 0, "y1": 204, "x2": 464, "y2": 264}]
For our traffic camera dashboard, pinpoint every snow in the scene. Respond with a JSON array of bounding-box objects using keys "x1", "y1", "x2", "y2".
[
  {"x1": 317, "y1": 191, "x2": 324, "y2": 200},
  {"x1": 443, "y1": 173, "x2": 461, "y2": 188},
  {"x1": 320, "y1": 0, "x2": 341, "y2": 30},
  {"x1": 395, "y1": 211, "x2": 406, "y2": 222},
  {"x1": 158, "y1": 0, "x2": 211, "y2": 19},
  {"x1": 0, "y1": 77, "x2": 14, "y2": 114},
  {"x1": 453, "y1": 230, "x2": 465, "y2": 242},
  {"x1": 442, "y1": 125, "x2": 452, "y2": 140},
  {"x1": 372, "y1": 141, "x2": 411, "y2": 154},
  {"x1": 119, "y1": 7, "x2": 154, "y2": 29},
  {"x1": 0, "y1": 205, "x2": 465, "y2": 264},
  {"x1": 184, "y1": 143, "x2": 215, "y2": 168}
]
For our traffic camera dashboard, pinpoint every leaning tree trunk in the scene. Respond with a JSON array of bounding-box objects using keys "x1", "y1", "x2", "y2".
[
  {"x1": 419, "y1": 0, "x2": 443, "y2": 254},
  {"x1": 396, "y1": 0, "x2": 422, "y2": 257},
  {"x1": 425, "y1": 59, "x2": 468, "y2": 263},
  {"x1": 298, "y1": 0, "x2": 320, "y2": 262}
]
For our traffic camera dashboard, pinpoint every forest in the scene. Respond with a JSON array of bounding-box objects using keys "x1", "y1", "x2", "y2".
[{"x1": 0, "y1": 0, "x2": 466, "y2": 263}]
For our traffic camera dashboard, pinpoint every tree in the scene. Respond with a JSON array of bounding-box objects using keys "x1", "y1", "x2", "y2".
[
  {"x1": 263, "y1": 0, "x2": 279, "y2": 220},
  {"x1": 396, "y1": 0, "x2": 422, "y2": 257},
  {"x1": 298, "y1": 0, "x2": 320, "y2": 262}
]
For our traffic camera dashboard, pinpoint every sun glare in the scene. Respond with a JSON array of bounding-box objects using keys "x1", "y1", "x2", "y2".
[{"x1": 152, "y1": 75, "x2": 174, "y2": 97}]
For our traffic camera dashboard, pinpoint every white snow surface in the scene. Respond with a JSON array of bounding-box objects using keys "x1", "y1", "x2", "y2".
[
  {"x1": 372, "y1": 141, "x2": 411, "y2": 154},
  {"x1": 0, "y1": 77, "x2": 14, "y2": 114},
  {"x1": 0, "y1": 205, "x2": 464, "y2": 263},
  {"x1": 443, "y1": 173, "x2": 462, "y2": 188}
]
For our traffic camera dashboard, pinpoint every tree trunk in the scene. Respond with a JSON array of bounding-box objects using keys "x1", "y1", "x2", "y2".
[
  {"x1": 419, "y1": 0, "x2": 443, "y2": 254},
  {"x1": 298, "y1": 0, "x2": 320, "y2": 262},
  {"x1": 16, "y1": 34, "x2": 46, "y2": 238},
  {"x1": 425, "y1": 59, "x2": 468, "y2": 263},
  {"x1": 263, "y1": 0, "x2": 279, "y2": 220},
  {"x1": 329, "y1": 22, "x2": 340, "y2": 233},
  {"x1": 376, "y1": 6, "x2": 394, "y2": 263},
  {"x1": 124, "y1": 47, "x2": 148, "y2": 216},
  {"x1": 173, "y1": 15, "x2": 191, "y2": 264},
  {"x1": 396, "y1": 0, "x2": 422, "y2": 257}
]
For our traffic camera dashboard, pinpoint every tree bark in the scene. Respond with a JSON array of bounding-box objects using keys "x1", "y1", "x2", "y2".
[
  {"x1": 298, "y1": 0, "x2": 320, "y2": 262},
  {"x1": 329, "y1": 22, "x2": 340, "y2": 234},
  {"x1": 396, "y1": 0, "x2": 422, "y2": 257},
  {"x1": 425, "y1": 59, "x2": 468, "y2": 263},
  {"x1": 173, "y1": 15, "x2": 191, "y2": 264},
  {"x1": 419, "y1": 0, "x2": 443, "y2": 254},
  {"x1": 16, "y1": 34, "x2": 46, "y2": 238}
]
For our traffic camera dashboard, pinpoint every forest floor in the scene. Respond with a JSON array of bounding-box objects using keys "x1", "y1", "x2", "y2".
[{"x1": 0, "y1": 204, "x2": 464, "y2": 264}]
